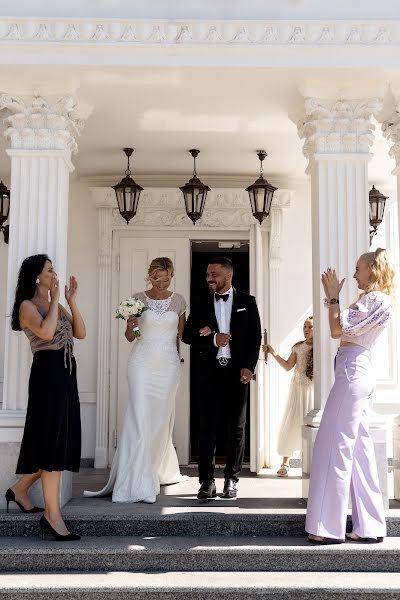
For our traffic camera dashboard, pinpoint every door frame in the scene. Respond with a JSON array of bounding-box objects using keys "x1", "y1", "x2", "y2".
[{"x1": 92, "y1": 186, "x2": 292, "y2": 471}]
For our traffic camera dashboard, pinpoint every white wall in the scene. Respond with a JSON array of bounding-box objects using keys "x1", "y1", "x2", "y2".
[{"x1": 2, "y1": 0, "x2": 398, "y2": 20}]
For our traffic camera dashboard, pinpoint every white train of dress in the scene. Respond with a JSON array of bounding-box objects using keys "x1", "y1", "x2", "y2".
[{"x1": 84, "y1": 292, "x2": 188, "y2": 503}]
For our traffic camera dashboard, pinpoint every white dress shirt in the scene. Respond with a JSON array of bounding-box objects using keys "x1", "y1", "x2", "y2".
[{"x1": 213, "y1": 287, "x2": 233, "y2": 359}]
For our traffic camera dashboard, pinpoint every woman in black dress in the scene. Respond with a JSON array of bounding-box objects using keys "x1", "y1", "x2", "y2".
[{"x1": 5, "y1": 254, "x2": 86, "y2": 541}]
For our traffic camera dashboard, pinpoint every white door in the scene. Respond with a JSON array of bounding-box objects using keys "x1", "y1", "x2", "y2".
[{"x1": 114, "y1": 236, "x2": 191, "y2": 465}]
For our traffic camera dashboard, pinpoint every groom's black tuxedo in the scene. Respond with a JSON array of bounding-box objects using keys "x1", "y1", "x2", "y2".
[{"x1": 182, "y1": 289, "x2": 261, "y2": 483}]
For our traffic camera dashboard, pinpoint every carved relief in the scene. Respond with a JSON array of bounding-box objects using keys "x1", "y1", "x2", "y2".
[
  {"x1": 0, "y1": 92, "x2": 89, "y2": 152},
  {"x1": 298, "y1": 97, "x2": 382, "y2": 160},
  {"x1": 0, "y1": 19, "x2": 397, "y2": 47}
]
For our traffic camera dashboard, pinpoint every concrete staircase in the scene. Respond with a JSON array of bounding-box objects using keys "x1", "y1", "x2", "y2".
[
  {"x1": 0, "y1": 471, "x2": 399, "y2": 599},
  {"x1": 0, "y1": 513, "x2": 400, "y2": 599}
]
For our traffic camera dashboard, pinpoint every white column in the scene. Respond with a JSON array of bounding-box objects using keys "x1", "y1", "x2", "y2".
[
  {"x1": 90, "y1": 188, "x2": 115, "y2": 469},
  {"x1": 267, "y1": 190, "x2": 291, "y2": 469},
  {"x1": 382, "y1": 107, "x2": 400, "y2": 500},
  {"x1": 0, "y1": 92, "x2": 90, "y2": 507},
  {"x1": 297, "y1": 93, "x2": 390, "y2": 503}
]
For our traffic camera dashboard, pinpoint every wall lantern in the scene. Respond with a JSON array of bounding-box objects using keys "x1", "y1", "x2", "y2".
[
  {"x1": 112, "y1": 148, "x2": 143, "y2": 224},
  {"x1": 245, "y1": 150, "x2": 277, "y2": 225},
  {"x1": 0, "y1": 180, "x2": 10, "y2": 244},
  {"x1": 179, "y1": 149, "x2": 211, "y2": 225},
  {"x1": 369, "y1": 185, "x2": 388, "y2": 244}
]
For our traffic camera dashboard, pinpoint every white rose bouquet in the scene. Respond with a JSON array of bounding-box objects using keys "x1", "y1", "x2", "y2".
[{"x1": 116, "y1": 297, "x2": 147, "y2": 338}]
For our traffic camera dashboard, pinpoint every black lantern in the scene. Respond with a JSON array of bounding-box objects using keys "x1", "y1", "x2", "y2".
[
  {"x1": 0, "y1": 180, "x2": 10, "y2": 244},
  {"x1": 246, "y1": 151, "x2": 277, "y2": 225},
  {"x1": 369, "y1": 185, "x2": 388, "y2": 244},
  {"x1": 180, "y1": 149, "x2": 211, "y2": 225},
  {"x1": 112, "y1": 148, "x2": 143, "y2": 224}
]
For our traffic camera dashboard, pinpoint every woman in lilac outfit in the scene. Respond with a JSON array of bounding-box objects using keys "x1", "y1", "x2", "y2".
[{"x1": 306, "y1": 248, "x2": 396, "y2": 544}]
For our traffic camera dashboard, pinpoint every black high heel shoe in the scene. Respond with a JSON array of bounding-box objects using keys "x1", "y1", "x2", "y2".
[
  {"x1": 40, "y1": 515, "x2": 80, "y2": 542},
  {"x1": 5, "y1": 488, "x2": 44, "y2": 514}
]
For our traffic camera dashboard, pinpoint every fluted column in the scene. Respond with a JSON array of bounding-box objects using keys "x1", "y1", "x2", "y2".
[
  {"x1": 0, "y1": 91, "x2": 90, "y2": 507},
  {"x1": 90, "y1": 188, "x2": 115, "y2": 469},
  {"x1": 297, "y1": 92, "x2": 386, "y2": 499},
  {"x1": 267, "y1": 190, "x2": 291, "y2": 468},
  {"x1": 382, "y1": 104, "x2": 400, "y2": 501}
]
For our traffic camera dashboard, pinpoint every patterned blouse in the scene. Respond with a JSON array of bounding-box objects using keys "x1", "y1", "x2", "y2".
[{"x1": 340, "y1": 291, "x2": 391, "y2": 350}]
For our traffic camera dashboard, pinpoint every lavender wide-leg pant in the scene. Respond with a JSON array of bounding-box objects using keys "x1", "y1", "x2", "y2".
[{"x1": 305, "y1": 345, "x2": 386, "y2": 540}]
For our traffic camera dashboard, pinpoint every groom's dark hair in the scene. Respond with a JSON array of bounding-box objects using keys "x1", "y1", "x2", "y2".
[{"x1": 208, "y1": 256, "x2": 233, "y2": 272}]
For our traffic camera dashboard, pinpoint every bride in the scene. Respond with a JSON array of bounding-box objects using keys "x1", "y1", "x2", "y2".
[{"x1": 84, "y1": 257, "x2": 188, "y2": 503}]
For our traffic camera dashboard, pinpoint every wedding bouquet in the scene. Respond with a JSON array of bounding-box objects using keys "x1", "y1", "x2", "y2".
[{"x1": 116, "y1": 297, "x2": 147, "y2": 338}]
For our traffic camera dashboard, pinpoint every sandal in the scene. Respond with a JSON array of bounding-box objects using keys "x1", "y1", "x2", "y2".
[
  {"x1": 276, "y1": 464, "x2": 289, "y2": 477},
  {"x1": 308, "y1": 534, "x2": 344, "y2": 545},
  {"x1": 345, "y1": 532, "x2": 384, "y2": 543}
]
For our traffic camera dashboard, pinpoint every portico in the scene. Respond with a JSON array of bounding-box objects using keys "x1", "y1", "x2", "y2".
[{"x1": 0, "y1": 7, "x2": 399, "y2": 508}]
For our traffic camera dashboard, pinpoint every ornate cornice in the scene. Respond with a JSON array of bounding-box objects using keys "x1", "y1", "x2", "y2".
[
  {"x1": 0, "y1": 93, "x2": 90, "y2": 152},
  {"x1": 298, "y1": 97, "x2": 382, "y2": 162},
  {"x1": 0, "y1": 19, "x2": 397, "y2": 47}
]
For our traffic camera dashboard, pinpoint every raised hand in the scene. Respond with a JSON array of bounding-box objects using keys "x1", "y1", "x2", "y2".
[
  {"x1": 321, "y1": 268, "x2": 345, "y2": 300},
  {"x1": 50, "y1": 275, "x2": 60, "y2": 303},
  {"x1": 65, "y1": 276, "x2": 78, "y2": 305}
]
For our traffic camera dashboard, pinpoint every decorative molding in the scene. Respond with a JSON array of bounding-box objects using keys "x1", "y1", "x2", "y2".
[
  {"x1": 0, "y1": 19, "x2": 398, "y2": 47},
  {"x1": 382, "y1": 108, "x2": 400, "y2": 168},
  {"x1": 0, "y1": 93, "x2": 91, "y2": 153},
  {"x1": 298, "y1": 97, "x2": 382, "y2": 163}
]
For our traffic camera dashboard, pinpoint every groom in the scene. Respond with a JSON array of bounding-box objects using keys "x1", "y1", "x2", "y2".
[{"x1": 182, "y1": 257, "x2": 261, "y2": 499}]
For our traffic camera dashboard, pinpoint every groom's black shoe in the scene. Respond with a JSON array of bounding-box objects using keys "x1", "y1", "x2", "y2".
[
  {"x1": 221, "y1": 479, "x2": 237, "y2": 498},
  {"x1": 197, "y1": 480, "x2": 216, "y2": 499}
]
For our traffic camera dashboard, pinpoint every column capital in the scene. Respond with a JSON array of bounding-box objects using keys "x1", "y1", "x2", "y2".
[
  {"x1": 0, "y1": 92, "x2": 92, "y2": 154},
  {"x1": 297, "y1": 95, "x2": 382, "y2": 166},
  {"x1": 382, "y1": 101, "x2": 400, "y2": 171}
]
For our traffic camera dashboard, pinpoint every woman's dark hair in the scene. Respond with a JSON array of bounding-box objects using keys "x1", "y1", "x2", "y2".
[
  {"x1": 293, "y1": 316, "x2": 313, "y2": 381},
  {"x1": 11, "y1": 254, "x2": 51, "y2": 331}
]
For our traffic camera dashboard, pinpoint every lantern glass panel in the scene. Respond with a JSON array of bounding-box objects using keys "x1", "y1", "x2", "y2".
[{"x1": 0, "y1": 188, "x2": 10, "y2": 227}]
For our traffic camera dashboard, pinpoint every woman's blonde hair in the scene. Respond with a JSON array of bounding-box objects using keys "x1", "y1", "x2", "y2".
[
  {"x1": 359, "y1": 248, "x2": 396, "y2": 297},
  {"x1": 147, "y1": 257, "x2": 174, "y2": 282}
]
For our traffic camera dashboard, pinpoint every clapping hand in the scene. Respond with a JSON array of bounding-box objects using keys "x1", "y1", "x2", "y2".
[
  {"x1": 321, "y1": 268, "x2": 345, "y2": 300},
  {"x1": 50, "y1": 274, "x2": 60, "y2": 303},
  {"x1": 65, "y1": 276, "x2": 78, "y2": 305}
]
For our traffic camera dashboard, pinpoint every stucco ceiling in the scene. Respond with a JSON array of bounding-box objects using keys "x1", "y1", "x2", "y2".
[{"x1": 0, "y1": 65, "x2": 397, "y2": 188}]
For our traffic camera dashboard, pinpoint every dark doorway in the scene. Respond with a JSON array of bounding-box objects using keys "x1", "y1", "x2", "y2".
[{"x1": 189, "y1": 241, "x2": 250, "y2": 464}]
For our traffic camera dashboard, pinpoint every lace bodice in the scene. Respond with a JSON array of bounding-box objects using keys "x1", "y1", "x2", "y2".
[
  {"x1": 133, "y1": 292, "x2": 186, "y2": 316},
  {"x1": 292, "y1": 341, "x2": 313, "y2": 386}
]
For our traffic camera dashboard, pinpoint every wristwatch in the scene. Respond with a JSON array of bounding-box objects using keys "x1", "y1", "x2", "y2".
[{"x1": 329, "y1": 298, "x2": 339, "y2": 305}]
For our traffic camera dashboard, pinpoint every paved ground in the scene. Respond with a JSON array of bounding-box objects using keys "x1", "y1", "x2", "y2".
[{"x1": 68, "y1": 467, "x2": 400, "y2": 518}]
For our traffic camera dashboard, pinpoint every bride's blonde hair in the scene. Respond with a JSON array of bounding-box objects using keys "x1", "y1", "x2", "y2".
[
  {"x1": 146, "y1": 257, "x2": 174, "y2": 283},
  {"x1": 359, "y1": 248, "x2": 396, "y2": 297}
]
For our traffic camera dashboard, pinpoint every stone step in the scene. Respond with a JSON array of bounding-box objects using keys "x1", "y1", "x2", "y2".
[
  {"x1": 1, "y1": 510, "x2": 400, "y2": 537},
  {"x1": 0, "y1": 571, "x2": 399, "y2": 600},
  {"x1": 0, "y1": 536, "x2": 399, "y2": 573}
]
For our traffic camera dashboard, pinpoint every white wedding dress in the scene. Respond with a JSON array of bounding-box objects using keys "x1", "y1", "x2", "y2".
[{"x1": 84, "y1": 291, "x2": 188, "y2": 503}]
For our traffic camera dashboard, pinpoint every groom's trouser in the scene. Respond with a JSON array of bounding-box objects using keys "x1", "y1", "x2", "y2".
[{"x1": 198, "y1": 359, "x2": 248, "y2": 483}]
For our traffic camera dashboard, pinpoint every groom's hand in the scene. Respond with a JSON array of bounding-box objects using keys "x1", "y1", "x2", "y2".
[
  {"x1": 240, "y1": 368, "x2": 253, "y2": 384},
  {"x1": 215, "y1": 333, "x2": 231, "y2": 347}
]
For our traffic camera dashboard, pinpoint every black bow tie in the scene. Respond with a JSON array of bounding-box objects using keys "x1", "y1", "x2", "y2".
[{"x1": 215, "y1": 293, "x2": 229, "y2": 302}]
